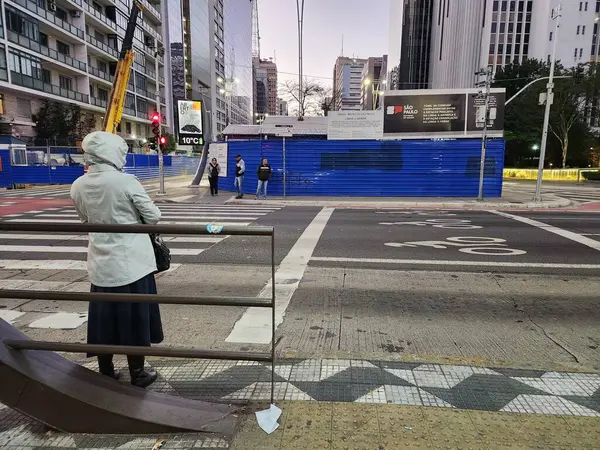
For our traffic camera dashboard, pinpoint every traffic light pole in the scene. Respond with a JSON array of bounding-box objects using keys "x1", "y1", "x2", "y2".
[{"x1": 155, "y1": 46, "x2": 166, "y2": 196}]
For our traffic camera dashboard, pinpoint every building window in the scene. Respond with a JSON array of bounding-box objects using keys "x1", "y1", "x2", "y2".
[
  {"x1": 491, "y1": 22, "x2": 497, "y2": 32},
  {"x1": 577, "y1": 25, "x2": 581, "y2": 35},
  {"x1": 580, "y1": 2, "x2": 583, "y2": 11},
  {"x1": 125, "y1": 122, "x2": 131, "y2": 134},
  {"x1": 575, "y1": 47, "x2": 579, "y2": 57},
  {"x1": 586, "y1": 1, "x2": 589, "y2": 11},
  {"x1": 98, "y1": 88, "x2": 108, "y2": 101},
  {"x1": 56, "y1": 40, "x2": 70, "y2": 56},
  {"x1": 42, "y1": 68, "x2": 50, "y2": 83},
  {"x1": 39, "y1": 32, "x2": 48, "y2": 47},
  {"x1": 59, "y1": 75, "x2": 72, "y2": 90},
  {"x1": 580, "y1": 48, "x2": 584, "y2": 58},
  {"x1": 16, "y1": 98, "x2": 31, "y2": 117},
  {"x1": 549, "y1": 31, "x2": 553, "y2": 41},
  {"x1": 8, "y1": 49, "x2": 42, "y2": 78},
  {"x1": 583, "y1": 26, "x2": 586, "y2": 35}
]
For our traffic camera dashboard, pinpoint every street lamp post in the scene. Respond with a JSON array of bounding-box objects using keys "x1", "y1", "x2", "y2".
[
  {"x1": 154, "y1": 44, "x2": 166, "y2": 196},
  {"x1": 296, "y1": 0, "x2": 305, "y2": 120},
  {"x1": 534, "y1": 2, "x2": 562, "y2": 202}
]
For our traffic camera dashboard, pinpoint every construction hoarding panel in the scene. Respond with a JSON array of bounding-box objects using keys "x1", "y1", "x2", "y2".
[{"x1": 382, "y1": 88, "x2": 505, "y2": 139}]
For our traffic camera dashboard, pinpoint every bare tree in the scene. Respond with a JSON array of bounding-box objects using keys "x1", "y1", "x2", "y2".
[{"x1": 279, "y1": 79, "x2": 331, "y2": 118}]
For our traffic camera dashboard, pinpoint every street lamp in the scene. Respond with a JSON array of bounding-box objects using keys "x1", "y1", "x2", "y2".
[
  {"x1": 534, "y1": 1, "x2": 562, "y2": 202},
  {"x1": 296, "y1": 0, "x2": 305, "y2": 120},
  {"x1": 532, "y1": 144, "x2": 539, "y2": 151}
]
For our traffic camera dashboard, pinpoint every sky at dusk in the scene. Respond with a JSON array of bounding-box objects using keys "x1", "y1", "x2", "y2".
[{"x1": 257, "y1": 0, "x2": 391, "y2": 88}]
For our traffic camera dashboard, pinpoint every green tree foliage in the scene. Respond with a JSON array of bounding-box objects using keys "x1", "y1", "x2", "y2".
[
  {"x1": 33, "y1": 100, "x2": 95, "y2": 145},
  {"x1": 493, "y1": 60, "x2": 598, "y2": 168}
]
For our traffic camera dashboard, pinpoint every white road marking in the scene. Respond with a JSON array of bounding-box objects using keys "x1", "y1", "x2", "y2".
[
  {"x1": 0, "y1": 245, "x2": 205, "y2": 256},
  {"x1": 0, "y1": 260, "x2": 181, "y2": 271},
  {"x1": 0, "y1": 310, "x2": 25, "y2": 324},
  {"x1": 36, "y1": 213, "x2": 260, "y2": 220},
  {"x1": 0, "y1": 233, "x2": 223, "y2": 243},
  {"x1": 489, "y1": 210, "x2": 600, "y2": 252},
  {"x1": 167, "y1": 195, "x2": 196, "y2": 202},
  {"x1": 6, "y1": 219, "x2": 250, "y2": 226},
  {"x1": 0, "y1": 279, "x2": 88, "y2": 291},
  {"x1": 28, "y1": 312, "x2": 88, "y2": 329},
  {"x1": 310, "y1": 257, "x2": 600, "y2": 269},
  {"x1": 226, "y1": 207, "x2": 335, "y2": 344}
]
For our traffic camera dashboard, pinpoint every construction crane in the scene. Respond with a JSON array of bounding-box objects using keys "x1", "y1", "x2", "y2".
[{"x1": 103, "y1": 1, "x2": 143, "y2": 133}]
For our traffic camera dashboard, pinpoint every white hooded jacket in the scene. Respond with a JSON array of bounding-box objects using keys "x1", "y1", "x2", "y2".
[{"x1": 70, "y1": 131, "x2": 161, "y2": 287}]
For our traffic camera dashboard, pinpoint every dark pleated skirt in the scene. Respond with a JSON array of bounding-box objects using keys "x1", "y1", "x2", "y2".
[{"x1": 87, "y1": 273, "x2": 164, "y2": 357}]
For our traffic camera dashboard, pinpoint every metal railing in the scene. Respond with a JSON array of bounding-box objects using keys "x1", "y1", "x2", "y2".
[
  {"x1": 83, "y1": 0, "x2": 119, "y2": 33},
  {"x1": 0, "y1": 221, "x2": 277, "y2": 404},
  {"x1": 88, "y1": 65, "x2": 114, "y2": 82},
  {"x1": 9, "y1": 0, "x2": 85, "y2": 39},
  {"x1": 7, "y1": 30, "x2": 87, "y2": 72},
  {"x1": 86, "y1": 35, "x2": 119, "y2": 59},
  {"x1": 138, "y1": 0, "x2": 161, "y2": 21},
  {"x1": 11, "y1": 71, "x2": 89, "y2": 103},
  {"x1": 90, "y1": 96, "x2": 107, "y2": 108}
]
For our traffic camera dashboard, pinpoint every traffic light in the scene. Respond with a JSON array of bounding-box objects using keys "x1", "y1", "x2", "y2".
[
  {"x1": 151, "y1": 112, "x2": 160, "y2": 138},
  {"x1": 148, "y1": 136, "x2": 157, "y2": 151},
  {"x1": 159, "y1": 135, "x2": 167, "y2": 151}
]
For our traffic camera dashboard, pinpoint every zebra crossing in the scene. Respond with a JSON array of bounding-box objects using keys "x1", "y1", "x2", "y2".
[
  {"x1": 0, "y1": 203, "x2": 280, "y2": 328},
  {"x1": 504, "y1": 182, "x2": 600, "y2": 204},
  {"x1": 0, "y1": 181, "x2": 168, "y2": 200}
]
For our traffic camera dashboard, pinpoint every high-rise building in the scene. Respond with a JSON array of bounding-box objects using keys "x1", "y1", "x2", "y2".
[
  {"x1": 388, "y1": 0, "x2": 600, "y2": 89},
  {"x1": 360, "y1": 55, "x2": 387, "y2": 110},
  {"x1": 252, "y1": 56, "x2": 277, "y2": 119},
  {"x1": 332, "y1": 56, "x2": 366, "y2": 111},
  {"x1": 277, "y1": 97, "x2": 287, "y2": 116},
  {"x1": 165, "y1": 0, "x2": 253, "y2": 138},
  {"x1": 0, "y1": 0, "x2": 168, "y2": 144}
]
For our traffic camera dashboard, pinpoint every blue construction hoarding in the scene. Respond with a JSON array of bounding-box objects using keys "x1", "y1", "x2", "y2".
[{"x1": 219, "y1": 138, "x2": 504, "y2": 197}]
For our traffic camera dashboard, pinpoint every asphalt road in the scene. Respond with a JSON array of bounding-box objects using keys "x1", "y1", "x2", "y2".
[{"x1": 1, "y1": 203, "x2": 599, "y2": 372}]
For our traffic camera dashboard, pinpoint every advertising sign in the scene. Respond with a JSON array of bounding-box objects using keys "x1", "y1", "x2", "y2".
[
  {"x1": 328, "y1": 110, "x2": 384, "y2": 140},
  {"x1": 382, "y1": 88, "x2": 505, "y2": 139},
  {"x1": 177, "y1": 100, "x2": 204, "y2": 146},
  {"x1": 209, "y1": 142, "x2": 228, "y2": 178}
]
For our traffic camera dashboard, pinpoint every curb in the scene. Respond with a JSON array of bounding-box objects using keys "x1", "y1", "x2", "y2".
[{"x1": 223, "y1": 196, "x2": 572, "y2": 210}]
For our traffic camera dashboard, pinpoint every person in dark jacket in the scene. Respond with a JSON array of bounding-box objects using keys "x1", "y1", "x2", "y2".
[
  {"x1": 70, "y1": 131, "x2": 163, "y2": 389},
  {"x1": 206, "y1": 157, "x2": 221, "y2": 196},
  {"x1": 256, "y1": 158, "x2": 272, "y2": 200},
  {"x1": 234, "y1": 154, "x2": 245, "y2": 199}
]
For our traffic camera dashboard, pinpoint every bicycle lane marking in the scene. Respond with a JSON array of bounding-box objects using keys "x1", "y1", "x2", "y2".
[{"x1": 489, "y1": 210, "x2": 600, "y2": 252}]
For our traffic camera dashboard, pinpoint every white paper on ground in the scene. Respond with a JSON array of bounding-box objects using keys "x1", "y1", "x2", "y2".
[{"x1": 255, "y1": 404, "x2": 282, "y2": 434}]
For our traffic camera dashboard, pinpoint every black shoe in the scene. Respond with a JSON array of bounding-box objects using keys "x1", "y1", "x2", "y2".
[
  {"x1": 130, "y1": 368, "x2": 158, "y2": 388},
  {"x1": 101, "y1": 369, "x2": 121, "y2": 380},
  {"x1": 236, "y1": 195, "x2": 242, "y2": 199}
]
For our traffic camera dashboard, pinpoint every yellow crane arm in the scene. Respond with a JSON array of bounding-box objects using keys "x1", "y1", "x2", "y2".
[{"x1": 102, "y1": 1, "x2": 143, "y2": 133}]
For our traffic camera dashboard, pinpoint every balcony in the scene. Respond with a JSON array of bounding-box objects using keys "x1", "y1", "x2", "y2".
[
  {"x1": 90, "y1": 96, "x2": 107, "y2": 108},
  {"x1": 123, "y1": 106, "x2": 136, "y2": 117},
  {"x1": 11, "y1": 71, "x2": 89, "y2": 103},
  {"x1": 140, "y1": 20, "x2": 161, "y2": 43},
  {"x1": 136, "y1": 109, "x2": 149, "y2": 119},
  {"x1": 69, "y1": 0, "x2": 82, "y2": 6},
  {"x1": 136, "y1": 88, "x2": 157, "y2": 101},
  {"x1": 7, "y1": 30, "x2": 87, "y2": 72},
  {"x1": 88, "y1": 65, "x2": 114, "y2": 83},
  {"x1": 86, "y1": 35, "x2": 118, "y2": 59},
  {"x1": 83, "y1": 0, "x2": 118, "y2": 33},
  {"x1": 0, "y1": 25, "x2": 4, "y2": 39},
  {"x1": 8, "y1": 0, "x2": 85, "y2": 40},
  {"x1": 138, "y1": 0, "x2": 161, "y2": 22}
]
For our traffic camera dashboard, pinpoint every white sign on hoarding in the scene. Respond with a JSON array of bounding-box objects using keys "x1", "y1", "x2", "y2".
[
  {"x1": 209, "y1": 142, "x2": 228, "y2": 178},
  {"x1": 177, "y1": 100, "x2": 204, "y2": 146},
  {"x1": 327, "y1": 110, "x2": 384, "y2": 140}
]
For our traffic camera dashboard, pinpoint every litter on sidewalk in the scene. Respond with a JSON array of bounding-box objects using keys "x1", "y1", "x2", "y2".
[{"x1": 255, "y1": 404, "x2": 282, "y2": 434}]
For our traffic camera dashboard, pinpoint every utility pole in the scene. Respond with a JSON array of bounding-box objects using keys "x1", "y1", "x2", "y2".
[
  {"x1": 296, "y1": 0, "x2": 305, "y2": 120},
  {"x1": 475, "y1": 67, "x2": 493, "y2": 201},
  {"x1": 155, "y1": 44, "x2": 166, "y2": 196},
  {"x1": 535, "y1": 2, "x2": 562, "y2": 202}
]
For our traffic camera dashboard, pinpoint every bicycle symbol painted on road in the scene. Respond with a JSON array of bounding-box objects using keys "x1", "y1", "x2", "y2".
[
  {"x1": 379, "y1": 219, "x2": 482, "y2": 229},
  {"x1": 385, "y1": 237, "x2": 527, "y2": 256}
]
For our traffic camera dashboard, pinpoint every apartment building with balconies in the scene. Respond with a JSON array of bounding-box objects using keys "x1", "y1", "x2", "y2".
[{"x1": 0, "y1": 0, "x2": 168, "y2": 148}]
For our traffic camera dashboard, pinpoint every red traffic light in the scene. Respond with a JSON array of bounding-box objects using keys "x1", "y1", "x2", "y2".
[
  {"x1": 159, "y1": 136, "x2": 166, "y2": 145},
  {"x1": 151, "y1": 112, "x2": 160, "y2": 122}
]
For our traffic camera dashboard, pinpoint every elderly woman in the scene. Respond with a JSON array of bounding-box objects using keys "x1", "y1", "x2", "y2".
[{"x1": 70, "y1": 131, "x2": 163, "y2": 388}]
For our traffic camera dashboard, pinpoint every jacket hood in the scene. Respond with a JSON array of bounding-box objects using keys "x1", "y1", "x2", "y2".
[{"x1": 82, "y1": 131, "x2": 128, "y2": 169}]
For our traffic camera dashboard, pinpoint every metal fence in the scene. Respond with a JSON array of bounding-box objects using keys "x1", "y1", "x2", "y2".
[{"x1": 0, "y1": 221, "x2": 277, "y2": 404}]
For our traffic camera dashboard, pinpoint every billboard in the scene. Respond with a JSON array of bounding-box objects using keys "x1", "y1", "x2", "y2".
[
  {"x1": 327, "y1": 110, "x2": 384, "y2": 140},
  {"x1": 177, "y1": 100, "x2": 204, "y2": 146},
  {"x1": 382, "y1": 88, "x2": 505, "y2": 139}
]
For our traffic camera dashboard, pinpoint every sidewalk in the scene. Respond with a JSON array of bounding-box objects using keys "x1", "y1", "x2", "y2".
[{"x1": 2, "y1": 357, "x2": 599, "y2": 448}]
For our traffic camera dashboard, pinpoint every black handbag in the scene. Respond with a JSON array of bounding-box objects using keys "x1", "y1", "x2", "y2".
[{"x1": 149, "y1": 233, "x2": 171, "y2": 273}]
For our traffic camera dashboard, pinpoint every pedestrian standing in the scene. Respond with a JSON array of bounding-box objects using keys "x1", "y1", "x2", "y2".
[
  {"x1": 256, "y1": 158, "x2": 272, "y2": 200},
  {"x1": 235, "y1": 154, "x2": 245, "y2": 199},
  {"x1": 206, "y1": 157, "x2": 220, "y2": 196},
  {"x1": 70, "y1": 131, "x2": 163, "y2": 389}
]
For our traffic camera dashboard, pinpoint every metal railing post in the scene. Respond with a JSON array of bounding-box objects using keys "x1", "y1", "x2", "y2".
[{"x1": 271, "y1": 230, "x2": 276, "y2": 405}]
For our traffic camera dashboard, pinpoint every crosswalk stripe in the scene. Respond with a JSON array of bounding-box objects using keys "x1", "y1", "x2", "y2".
[
  {"x1": 6, "y1": 218, "x2": 252, "y2": 226},
  {"x1": 0, "y1": 234, "x2": 223, "y2": 243},
  {"x1": 0, "y1": 279, "x2": 88, "y2": 291},
  {"x1": 35, "y1": 213, "x2": 261, "y2": 220},
  {"x1": 0, "y1": 245, "x2": 206, "y2": 256},
  {"x1": 0, "y1": 260, "x2": 182, "y2": 271}
]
